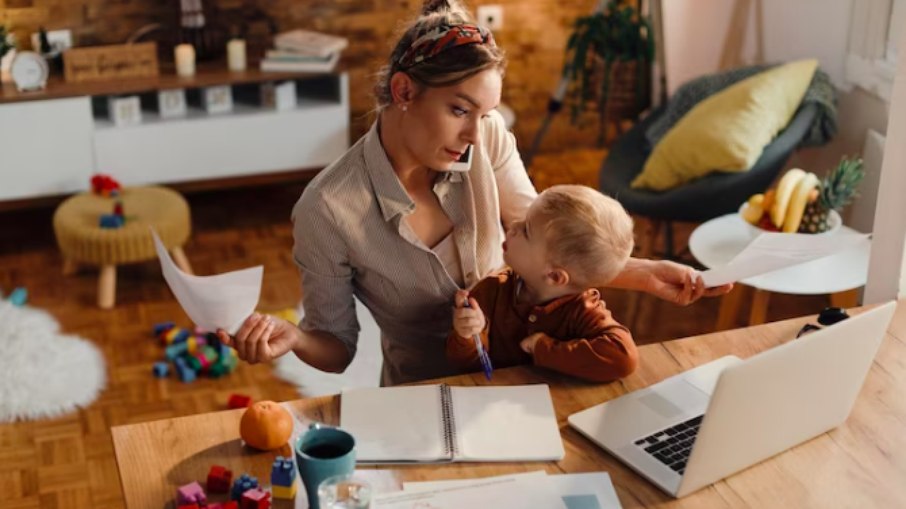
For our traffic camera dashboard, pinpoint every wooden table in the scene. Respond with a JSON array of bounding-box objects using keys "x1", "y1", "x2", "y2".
[{"x1": 112, "y1": 302, "x2": 906, "y2": 508}]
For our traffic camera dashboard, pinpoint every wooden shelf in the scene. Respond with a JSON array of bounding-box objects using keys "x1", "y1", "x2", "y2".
[{"x1": 0, "y1": 65, "x2": 343, "y2": 105}]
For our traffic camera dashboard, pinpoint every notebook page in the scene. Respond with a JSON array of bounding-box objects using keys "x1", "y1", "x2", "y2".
[
  {"x1": 374, "y1": 472, "x2": 567, "y2": 509},
  {"x1": 340, "y1": 385, "x2": 448, "y2": 462},
  {"x1": 451, "y1": 384, "x2": 565, "y2": 461}
]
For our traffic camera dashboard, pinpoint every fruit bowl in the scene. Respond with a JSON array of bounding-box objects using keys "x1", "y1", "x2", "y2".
[{"x1": 738, "y1": 203, "x2": 841, "y2": 238}]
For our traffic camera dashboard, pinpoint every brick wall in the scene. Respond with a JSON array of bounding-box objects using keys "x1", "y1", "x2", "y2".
[{"x1": 1, "y1": 0, "x2": 607, "y2": 154}]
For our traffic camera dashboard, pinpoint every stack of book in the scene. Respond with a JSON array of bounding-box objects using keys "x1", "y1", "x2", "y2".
[{"x1": 260, "y1": 29, "x2": 348, "y2": 73}]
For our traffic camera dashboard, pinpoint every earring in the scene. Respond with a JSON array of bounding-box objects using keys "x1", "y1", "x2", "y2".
[{"x1": 400, "y1": 104, "x2": 408, "y2": 112}]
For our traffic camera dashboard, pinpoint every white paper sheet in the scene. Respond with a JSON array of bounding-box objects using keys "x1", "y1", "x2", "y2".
[
  {"x1": 151, "y1": 229, "x2": 262, "y2": 334},
  {"x1": 699, "y1": 231, "x2": 870, "y2": 288},
  {"x1": 403, "y1": 471, "x2": 622, "y2": 509},
  {"x1": 375, "y1": 471, "x2": 567, "y2": 509}
]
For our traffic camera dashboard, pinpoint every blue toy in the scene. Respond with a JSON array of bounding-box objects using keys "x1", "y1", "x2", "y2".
[
  {"x1": 270, "y1": 455, "x2": 296, "y2": 487},
  {"x1": 152, "y1": 362, "x2": 169, "y2": 378},
  {"x1": 230, "y1": 473, "x2": 259, "y2": 501},
  {"x1": 8, "y1": 287, "x2": 27, "y2": 306},
  {"x1": 99, "y1": 214, "x2": 124, "y2": 229}
]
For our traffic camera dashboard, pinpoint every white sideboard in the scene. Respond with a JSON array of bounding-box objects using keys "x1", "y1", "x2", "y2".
[{"x1": 0, "y1": 71, "x2": 349, "y2": 203}]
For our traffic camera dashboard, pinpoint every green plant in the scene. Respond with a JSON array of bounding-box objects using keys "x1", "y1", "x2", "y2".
[
  {"x1": 0, "y1": 25, "x2": 14, "y2": 61},
  {"x1": 563, "y1": 0, "x2": 654, "y2": 123}
]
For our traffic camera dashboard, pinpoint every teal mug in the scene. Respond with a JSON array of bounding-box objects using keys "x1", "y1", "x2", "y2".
[{"x1": 295, "y1": 423, "x2": 357, "y2": 509}]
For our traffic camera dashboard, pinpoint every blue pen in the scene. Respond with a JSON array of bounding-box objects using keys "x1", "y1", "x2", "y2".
[{"x1": 463, "y1": 297, "x2": 494, "y2": 380}]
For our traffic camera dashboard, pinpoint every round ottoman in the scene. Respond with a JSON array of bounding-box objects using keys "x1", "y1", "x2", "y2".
[{"x1": 53, "y1": 186, "x2": 193, "y2": 309}]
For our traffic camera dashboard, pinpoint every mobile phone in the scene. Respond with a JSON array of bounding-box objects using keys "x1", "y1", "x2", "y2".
[{"x1": 449, "y1": 145, "x2": 473, "y2": 172}]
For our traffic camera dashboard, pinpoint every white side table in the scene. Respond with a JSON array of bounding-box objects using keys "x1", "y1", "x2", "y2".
[{"x1": 689, "y1": 214, "x2": 870, "y2": 328}]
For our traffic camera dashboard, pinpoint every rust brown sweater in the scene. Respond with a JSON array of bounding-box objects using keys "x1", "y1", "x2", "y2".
[{"x1": 446, "y1": 269, "x2": 638, "y2": 382}]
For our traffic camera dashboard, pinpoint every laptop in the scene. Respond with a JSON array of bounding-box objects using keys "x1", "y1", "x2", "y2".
[{"x1": 568, "y1": 301, "x2": 896, "y2": 498}]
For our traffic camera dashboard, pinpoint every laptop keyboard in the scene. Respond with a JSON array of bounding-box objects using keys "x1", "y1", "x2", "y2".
[{"x1": 634, "y1": 415, "x2": 703, "y2": 475}]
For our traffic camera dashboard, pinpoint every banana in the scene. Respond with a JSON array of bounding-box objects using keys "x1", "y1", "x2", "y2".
[
  {"x1": 742, "y1": 203, "x2": 763, "y2": 224},
  {"x1": 741, "y1": 193, "x2": 764, "y2": 224},
  {"x1": 763, "y1": 189, "x2": 776, "y2": 212},
  {"x1": 782, "y1": 172, "x2": 820, "y2": 233},
  {"x1": 771, "y1": 169, "x2": 806, "y2": 228}
]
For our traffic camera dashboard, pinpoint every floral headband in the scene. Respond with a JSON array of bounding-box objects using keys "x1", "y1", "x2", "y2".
[{"x1": 397, "y1": 23, "x2": 496, "y2": 69}]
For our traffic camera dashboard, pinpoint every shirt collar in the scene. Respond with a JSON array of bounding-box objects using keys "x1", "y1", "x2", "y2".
[{"x1": 364, "y1": 120, "x2": 415, "y2": 222}]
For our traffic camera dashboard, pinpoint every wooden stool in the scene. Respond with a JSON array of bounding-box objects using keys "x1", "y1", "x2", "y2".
[{"x1": 53, "y1": 186, "x2": 193, "y2": 309}]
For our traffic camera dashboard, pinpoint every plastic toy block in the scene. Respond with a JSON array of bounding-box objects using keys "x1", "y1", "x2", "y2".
[
  {"x1": 208, "y1": 503, "x2": 239, "y2": 509},
  {"x1": 187, "y1": 336, "x2": 199, "y2": 354},
  {"x1": 152, "y1": 362, "x2": 169, "y2": 378},
  {"x1": 164, "y1": 327, "x2": 190, "y2": 345},
  {"x1": 175, "y1": 360, "x2": 197, "y2": 383},
  {"x1": 208, "y1": 362, "x2": 227, "y2": 378},
  {"x1": 207, "y1": 465, "x2": 233, "y2": 493},
  {"x1": 153, "y1": 321, "x2": 175, "y2": 337},
  {"x1": 99, "y1": 214, "x2": 125, "y2": 228},
  {"x1": 228, "y1": 394, "x2": 252, "y2": 409},
  {"x1": 240, "y1": 487, "x2": 271, "y2": 509},
  {"x1": 176, "y1": 480, "x2": 206, "y2": 505},
  {"x1": 271, "y1": 482, "x2": 297, "y2": 500},
  {"x1": 196, "y1": 352, "x2": 213, "y2": 370},
  {"x1": 201, "y1": 345, "x2": 219, "y2": 361},
  {"x1": 186, "y1": 355, "x2": 204, "y2": 373},
  {"x1": 270, "y1": 456, "x2": 296, "y2": 487},
  {"x1": 8, "y1": 287, "x2": 27, "y2": 306},
  {"x1": 231, "y1": 473, "x2": 258, "y2": 501},
  {"x1": 195, "y1": 334, "x2": 209, "y2": 347},
  {"x1": 165, "y1": 342, "x2": 189, "y2": 360}
]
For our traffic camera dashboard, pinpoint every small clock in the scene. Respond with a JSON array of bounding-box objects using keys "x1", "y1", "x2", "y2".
[{"x1": 10, "y1": 51, "x2": 49, "y2": 92}]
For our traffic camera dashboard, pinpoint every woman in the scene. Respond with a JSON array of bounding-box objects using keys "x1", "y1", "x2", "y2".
[{"x1": 219, "y1": 0, "x2": 730, "y2": 386}]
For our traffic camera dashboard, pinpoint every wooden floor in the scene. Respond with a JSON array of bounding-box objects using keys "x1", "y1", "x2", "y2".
[{"x1": 0, "y1": 154, "x2": 830, "y2": 508}]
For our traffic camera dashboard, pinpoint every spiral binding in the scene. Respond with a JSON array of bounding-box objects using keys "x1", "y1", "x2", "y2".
[{"x1": 439, "y1": 384, "x2": 459, "y2": 458}]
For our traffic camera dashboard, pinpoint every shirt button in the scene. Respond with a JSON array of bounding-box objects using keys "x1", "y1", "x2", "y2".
[{"x1": 528, "y1": 314, "x2": 537, "y2": 323}]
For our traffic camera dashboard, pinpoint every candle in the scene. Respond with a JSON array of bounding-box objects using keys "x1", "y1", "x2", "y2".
[
  {"x1": 174, "y1": 44, "x2": 196, "y2": 77},
  {"x1": 227, "y1": 39, "x2": 247, "y2": 72}
]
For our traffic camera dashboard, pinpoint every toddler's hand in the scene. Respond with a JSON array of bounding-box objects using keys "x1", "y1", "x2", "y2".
[
  {"x1": 452, "y1": 290, "x2": 486, "y2": 339},
  {"x1": 520, "y1": 332, "x2": 546, "y2": 354}
]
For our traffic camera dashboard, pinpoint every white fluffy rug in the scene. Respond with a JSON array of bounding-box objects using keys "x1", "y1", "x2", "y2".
[
  {"x1": 0, "y1": 301, "x2": 107, "y2": 422},
  {"x1": 273, "y1": 299, "x2": 383, "y2": 397}
]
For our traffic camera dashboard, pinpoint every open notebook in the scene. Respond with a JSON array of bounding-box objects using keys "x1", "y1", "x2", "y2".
[{"x1": 340, "y1": 384, "x2": 565, "y2": 463}]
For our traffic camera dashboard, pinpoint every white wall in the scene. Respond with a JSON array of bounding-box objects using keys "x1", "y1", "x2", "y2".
[
  {"x1": 661, "y1": 0, "x2": 888, "y2": 232},
  {"x1": 662, "y1": 0, "x2": 850, "y2": 94}
]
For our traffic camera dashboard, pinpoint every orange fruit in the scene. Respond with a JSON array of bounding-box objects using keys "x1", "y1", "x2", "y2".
[{"x1": 239, "y1": 400, "x2": 293, "y2": 451}]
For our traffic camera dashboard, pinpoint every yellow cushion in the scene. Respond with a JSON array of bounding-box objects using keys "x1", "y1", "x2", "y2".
[{"x1": 631, "y1": 59, "x2": 818, "y2": 191}]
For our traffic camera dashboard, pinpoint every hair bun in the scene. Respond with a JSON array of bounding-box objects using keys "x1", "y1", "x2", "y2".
[{"x1": 421, "y1": 0, "x2": 467, "y2": 16}]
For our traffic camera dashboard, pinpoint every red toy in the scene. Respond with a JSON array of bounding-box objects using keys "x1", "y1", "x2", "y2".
[
  {"x1": 91, "y1": 174, "x2": 122, "y2": 197},
  {"x1": 207, "y1": 465, "x2": 233, "y2": 493},
  {"x1": 240, "y1": 487, "x2": 271, "y2": 509},
  {"x1": 208, "y1": 503, "x2": 239, "y2": 509},
  {"x1": 228, "y1": 393, "x2": 253, "y2": 409}
]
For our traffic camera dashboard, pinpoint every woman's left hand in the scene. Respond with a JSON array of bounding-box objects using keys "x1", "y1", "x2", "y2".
[
  {"x1": 644, "y1": 259, "x2": 733, "y2": 306},
  {"x1": 612, "y1": 258, "x2": 733, "y2": 306}
]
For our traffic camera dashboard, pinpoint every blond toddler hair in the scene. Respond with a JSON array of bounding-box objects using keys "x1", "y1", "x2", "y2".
[{"x1": 533, "y1": 185, "x2": 635, "y2": 289}]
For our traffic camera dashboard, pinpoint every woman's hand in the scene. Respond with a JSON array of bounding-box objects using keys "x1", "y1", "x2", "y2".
[
  {"x1": 612, "y1": 258, "x2": 733, "y2": 306},
  {"x1": 216, "y1": 313, "x2": 303, "y2": 364},
  {"x1": 452, "y1": 290, "x2": 486, "y2": 339}
]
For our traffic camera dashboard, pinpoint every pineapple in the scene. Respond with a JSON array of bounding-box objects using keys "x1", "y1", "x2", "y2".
[{"x1": 798, "y1": 158, "x2": 865, "y2": 233}]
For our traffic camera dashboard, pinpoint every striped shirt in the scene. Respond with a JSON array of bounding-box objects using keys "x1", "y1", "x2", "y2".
[{"x1": 291, "y1": 110, "x2": 536, "y2": 385}]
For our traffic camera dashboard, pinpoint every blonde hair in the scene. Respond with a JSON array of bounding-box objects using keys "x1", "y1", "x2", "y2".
[
  {"x1": 373, "y1": 0, "x2": 507, "y2": 108},
  {"x1": 533, "y1": 185, "x2": 635, "y2": 288}
]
